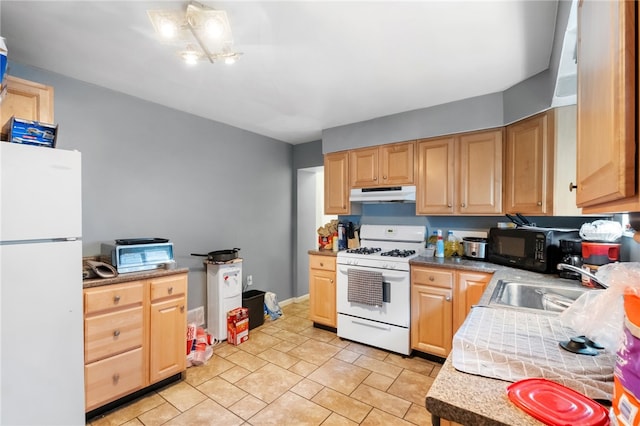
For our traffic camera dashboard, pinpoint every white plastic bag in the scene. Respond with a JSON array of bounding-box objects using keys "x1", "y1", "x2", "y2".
[
  {"x1": 579, "y1": 220, "x2": 623, "y2": 242},
  {"x1": 559, "y1": 262, "x2": 640, "y2": 352}
]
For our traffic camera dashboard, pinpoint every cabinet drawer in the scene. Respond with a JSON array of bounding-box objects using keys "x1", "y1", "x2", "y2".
[
  {"x1": 85, "y1": 347, "x2": 144, "y2": 411},
  {"x1": 150, "y1": 274, "x2": 187, "y2": 301},
  {"x1": 84, "y1": 281, "x2": 144, "y2": 314},
  {"x1": 85, "y1": 306, "x2": 143, "y2": 363},
  {"x1": 412, "y1": 268, "x2": 453, "y2": 289},
  {"x1": 309, "y1": 255, "x2": 336, "y2": 272}
]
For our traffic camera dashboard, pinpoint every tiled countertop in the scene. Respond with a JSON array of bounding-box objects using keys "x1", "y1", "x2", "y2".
[
  {"x1": 423, "y1": 265, "x2": 594, "y2": 425},
  {"x1": 82, "y1": 267, "x2": 189, "y2": 289}
]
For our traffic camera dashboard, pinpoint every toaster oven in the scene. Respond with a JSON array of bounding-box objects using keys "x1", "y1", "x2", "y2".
[{"x1": 101, "y1": 242, "x2": 174, "y2": 274}]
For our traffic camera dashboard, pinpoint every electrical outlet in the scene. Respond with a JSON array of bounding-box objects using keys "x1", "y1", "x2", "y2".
[{"x1": 247, "y1": 275, "x2": 253, "y2": 286}]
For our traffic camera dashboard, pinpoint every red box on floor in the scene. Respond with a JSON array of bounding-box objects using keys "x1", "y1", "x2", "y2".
[{"x1": 227, "y1": 307, "x2": 249, "y2": 345}]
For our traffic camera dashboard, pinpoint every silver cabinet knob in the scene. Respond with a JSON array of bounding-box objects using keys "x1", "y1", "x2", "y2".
[
  {"x1": 429, "y1": 276, "x2": 435, "y2": 282},
  {"x1": 569, "y1": 182, "x2": 577, "y2": 192},
  {"x1": 461, "y1": 203, "x2": 466, "y2": 208},
  {"x1": 447, "y1": 204, "x2": 452, "y2": 208},
  {"x1": 445, "y1": 295, "x2": 451, "y2": 302},
  {"x1": 383, "y1": 175, "x2": 387, "y2": 179},
  {"x1": 537, "y1": 201, "x2": 542, "y2": 206},
  {"x1": 330, "y1": 279, "x2": 334, "y2": 284},
  {"x1": 168, "y1": 287, "x2": 173, "y2": 294},
  {"x1": 113, "y1": 329, "x2": 120, "y2": 337},
  {"x1": 373, "y1": 176, "x2": 378, "y2": 181},
  {"x1": 113, "y1": 373, "x2": 120, "y2": 384},
  {"x1": 113, "y1": 295, "x2": 121, "y2": 304}
]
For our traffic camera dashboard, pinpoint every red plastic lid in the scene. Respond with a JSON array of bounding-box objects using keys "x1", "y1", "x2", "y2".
[{"x1": 507, "y1": 378, "x2": 610, "y2": 426}]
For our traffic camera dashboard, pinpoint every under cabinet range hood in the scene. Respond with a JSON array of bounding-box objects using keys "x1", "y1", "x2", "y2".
[{"x1": 349, "y1": 186, "x2": 416, "y2": 203}]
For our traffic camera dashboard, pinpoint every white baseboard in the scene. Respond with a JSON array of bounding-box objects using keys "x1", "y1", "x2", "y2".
[{"x1": 279, "y1": 293, "x2": 309, "y2": 306}]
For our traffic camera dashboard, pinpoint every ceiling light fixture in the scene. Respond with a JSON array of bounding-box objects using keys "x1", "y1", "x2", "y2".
[{"x1": 148, "y1": 1, "x2": 243, "y2": 65}]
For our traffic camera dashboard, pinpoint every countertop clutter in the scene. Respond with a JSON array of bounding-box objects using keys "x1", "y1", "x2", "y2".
[
  {"x1": 83, "y1": 267, "x2": 189, "y2": 289},
  {"x1": 423, "y1": 264, "x2": 614, "y2": 425}
]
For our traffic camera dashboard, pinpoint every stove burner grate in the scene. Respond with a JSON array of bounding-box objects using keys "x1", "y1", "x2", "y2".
[
  {"x1": 346, "y1": 247, "x2": 381, "y2": 255},
  {"x1": 380, "y1": 249, "x2": 416, "y2": 258}
]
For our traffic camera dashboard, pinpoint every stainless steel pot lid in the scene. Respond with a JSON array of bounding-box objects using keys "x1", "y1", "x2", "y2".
[{"x1": 463, "y1": 237, "x2": 487, "y2": 243}]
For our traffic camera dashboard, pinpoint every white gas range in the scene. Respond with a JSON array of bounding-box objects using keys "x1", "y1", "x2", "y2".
[{"x1": 336, "y1": 224, "x2": 426, "y2": 355}]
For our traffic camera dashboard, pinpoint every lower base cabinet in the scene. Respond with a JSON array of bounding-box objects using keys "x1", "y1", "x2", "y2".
[
  {"x1": 308, "y1": 254, "x2": 337, "y2": 328},
  {"x1": 411, "y1": 265, "x2": 492, "y2": 357},
  {"x1": 83, "y1": 272, "x2": 187, "y2": 412}
]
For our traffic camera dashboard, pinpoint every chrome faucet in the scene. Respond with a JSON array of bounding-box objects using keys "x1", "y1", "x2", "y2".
[{"x1": 557, "y1": 263, "x2": 608, "y2": 289}]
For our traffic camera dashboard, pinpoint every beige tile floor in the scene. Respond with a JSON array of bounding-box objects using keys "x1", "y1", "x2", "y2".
[{"x1": 87, "y1": 300, "x2": 441, "y2": 426}]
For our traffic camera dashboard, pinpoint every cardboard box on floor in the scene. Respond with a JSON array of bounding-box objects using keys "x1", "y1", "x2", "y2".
[{"x1": 227, "y1": 307, "x2": 249, "y2": 345}]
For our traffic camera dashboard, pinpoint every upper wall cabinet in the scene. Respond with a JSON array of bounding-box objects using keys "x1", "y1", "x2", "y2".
[
  {"x1": 0, "y1": 75, "x2": 54, "y2": 127},
  {"x1": 349, "y1": 141, "x2": 415, "y2": 188},
  {"x1": 576, "y1": 0, "x2": 637, "y2": 213},
  {"x1": 505, "y1": 111, "x2": 553, "y2": 215},
  {"x1": 324, "y1": 151, "x2": 351, "y2": 215},
  {"x1": 416, "y1": 129, "x2": 502, "y2": 215}
]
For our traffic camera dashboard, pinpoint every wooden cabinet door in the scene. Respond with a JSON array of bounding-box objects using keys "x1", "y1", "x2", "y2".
[
  {"x1": 350, "y1": 147, "x2": 379, "y2": 187},
  {"x1": 0, "y1": 75, "x2": 54, "y2": 127},
  {"x1": 380, "y1": 141, "x2": 415, "y2": 185},
  {"x1": 416, "y1": 137, "x2": 455, "y2": 214},
  {"x1": 458, "y1": 129, "x2": 503, "y2": 214},
  {"x1": 308, "y1": 268, "x2": 337, "y2": 327},
  {"x1": 453, "y1": 271, "x2": 492, "y2": 333},
  {"x1": 410, "y1": 284, "x2": 452, "y2": 357},
  {"x1": 576, "y1": 0, "x2": 636, "y2": 207},
  {"x1": 324, "y1": 151, "x2": 350, "y2": 214},
  {"x1": 505, "y1": 111, "x2": 553, "y2": 215},
  {"x1": 149, "y1": 296, "x2": 186, "y2": 383}
]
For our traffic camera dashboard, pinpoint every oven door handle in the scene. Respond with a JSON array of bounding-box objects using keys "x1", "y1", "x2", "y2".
[
  {"x1": 351, "y1": 319, "x2": 391, "y2": 331},
  {"x1": 338, "y1": 268, "x2": 406, "y2": 281}
]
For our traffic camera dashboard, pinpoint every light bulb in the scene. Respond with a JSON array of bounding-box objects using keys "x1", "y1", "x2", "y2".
[
  {"x1": 224, "y1": 56, "x2": 236, "y2": 65},
  {"x1": 182, "y1": 50, "x2": 200, "y2": 65},
  {"x1": 159, "y1": 18, "x2": 178, "y2": 39},
  {"x1": 204, "y1": 17, "x2": 224, "y2": 39}
]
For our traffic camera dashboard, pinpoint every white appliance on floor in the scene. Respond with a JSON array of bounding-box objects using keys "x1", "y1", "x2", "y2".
[
  {"x1": 336, "y1": 224, "x2": 426, "y2": 355},
  {"x1": 206, "y1": 260, "x2": 242, "y2": 341},
  {"x1": 0, "y1": 143, "x2": 85, "y2": 425}
]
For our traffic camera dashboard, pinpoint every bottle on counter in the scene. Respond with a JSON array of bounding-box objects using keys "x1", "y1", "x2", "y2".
[
  {"x1": 435, "y1": 230, "x2": 445, "y2": 258},
  {"x1": 444, "y1": 230, "x2": 462, "y2": 257},
  {"x1": 427, "y1": 231, "x2": 438, "y2": 249}
]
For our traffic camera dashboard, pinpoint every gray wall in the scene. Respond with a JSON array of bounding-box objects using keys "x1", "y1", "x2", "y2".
[
  {"x1": 8, "y1": 62, "x2": 294, "y2": 313},
  {"x1": 292, "y1": 140, "x2": 324, "y2": 297},
  {"x1": 322, "y1": 0, "x2": 574, "y2": 154}
]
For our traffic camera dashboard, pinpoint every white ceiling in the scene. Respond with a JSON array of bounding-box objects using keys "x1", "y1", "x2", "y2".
[{"x1": 0, "y1": 1, "x2": 561, "y2": 144}]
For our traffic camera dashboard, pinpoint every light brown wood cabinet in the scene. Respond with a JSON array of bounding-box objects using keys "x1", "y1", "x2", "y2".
[
  {"x1": 149, "y1": 275, "x2": 188, "y2": 384},
  {"x1": 576, "y1": 0, "x2": 637, "y2": 212},
  {"x1": 83, "y1": 273, "x2": 187, "y2": 412},
  {"x1": 0, "y1": 75, "x2": 54, "y2": 128},
  {"x1": 506, "y1": 108, "x2": 582, "y2": 216},
  {"x1": 410, "y1": 266, "x2": 453, "y2": 357},
  {"x1": 411, "y1": 265, "x2": 492, "y2": 357},
  {"x1": 324, "y1": 151, "x2": 351, "y2": 215},
  {"x1": 453, "y1": 270, "x2": 492, "y2": 333},
  {"x1": 349, "y1": 141, "x2": 415, "y2": 188},
  {"x1": 505, "y1": 110, "x2": 554, "y2": 215},
  {"x1": 416, "y1": 129, "x2": 502, "y2": 215},
  {"x1": 308, "y1": 254, "x2": 337, "y2": 328}
]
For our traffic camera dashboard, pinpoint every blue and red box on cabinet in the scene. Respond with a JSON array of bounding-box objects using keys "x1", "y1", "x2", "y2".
[
  {"x1": 2, "y1": 116, "x2": 58, "y2": 148},
  {"x1": 227, "y1": 307, "x2": 249, "y2": 345}
]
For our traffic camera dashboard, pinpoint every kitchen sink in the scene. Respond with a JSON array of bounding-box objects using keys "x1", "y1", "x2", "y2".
[{"x1": 488, "y1": 280, "x2": 588, "y2": 313}]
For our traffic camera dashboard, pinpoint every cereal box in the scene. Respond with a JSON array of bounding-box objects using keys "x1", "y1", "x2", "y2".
[{"x1": 227, "y1": 307, "x2": 249, "y2": 345}]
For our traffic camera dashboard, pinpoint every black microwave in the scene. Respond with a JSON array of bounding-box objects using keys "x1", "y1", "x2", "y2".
[{"x1": 486, "y1": 227, "x2": 580, "y2": 273}]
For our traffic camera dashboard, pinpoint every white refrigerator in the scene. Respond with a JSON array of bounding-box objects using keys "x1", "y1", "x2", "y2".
[{"x1": 0, "y1": 143, "x2": 85, "y2": 425}]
